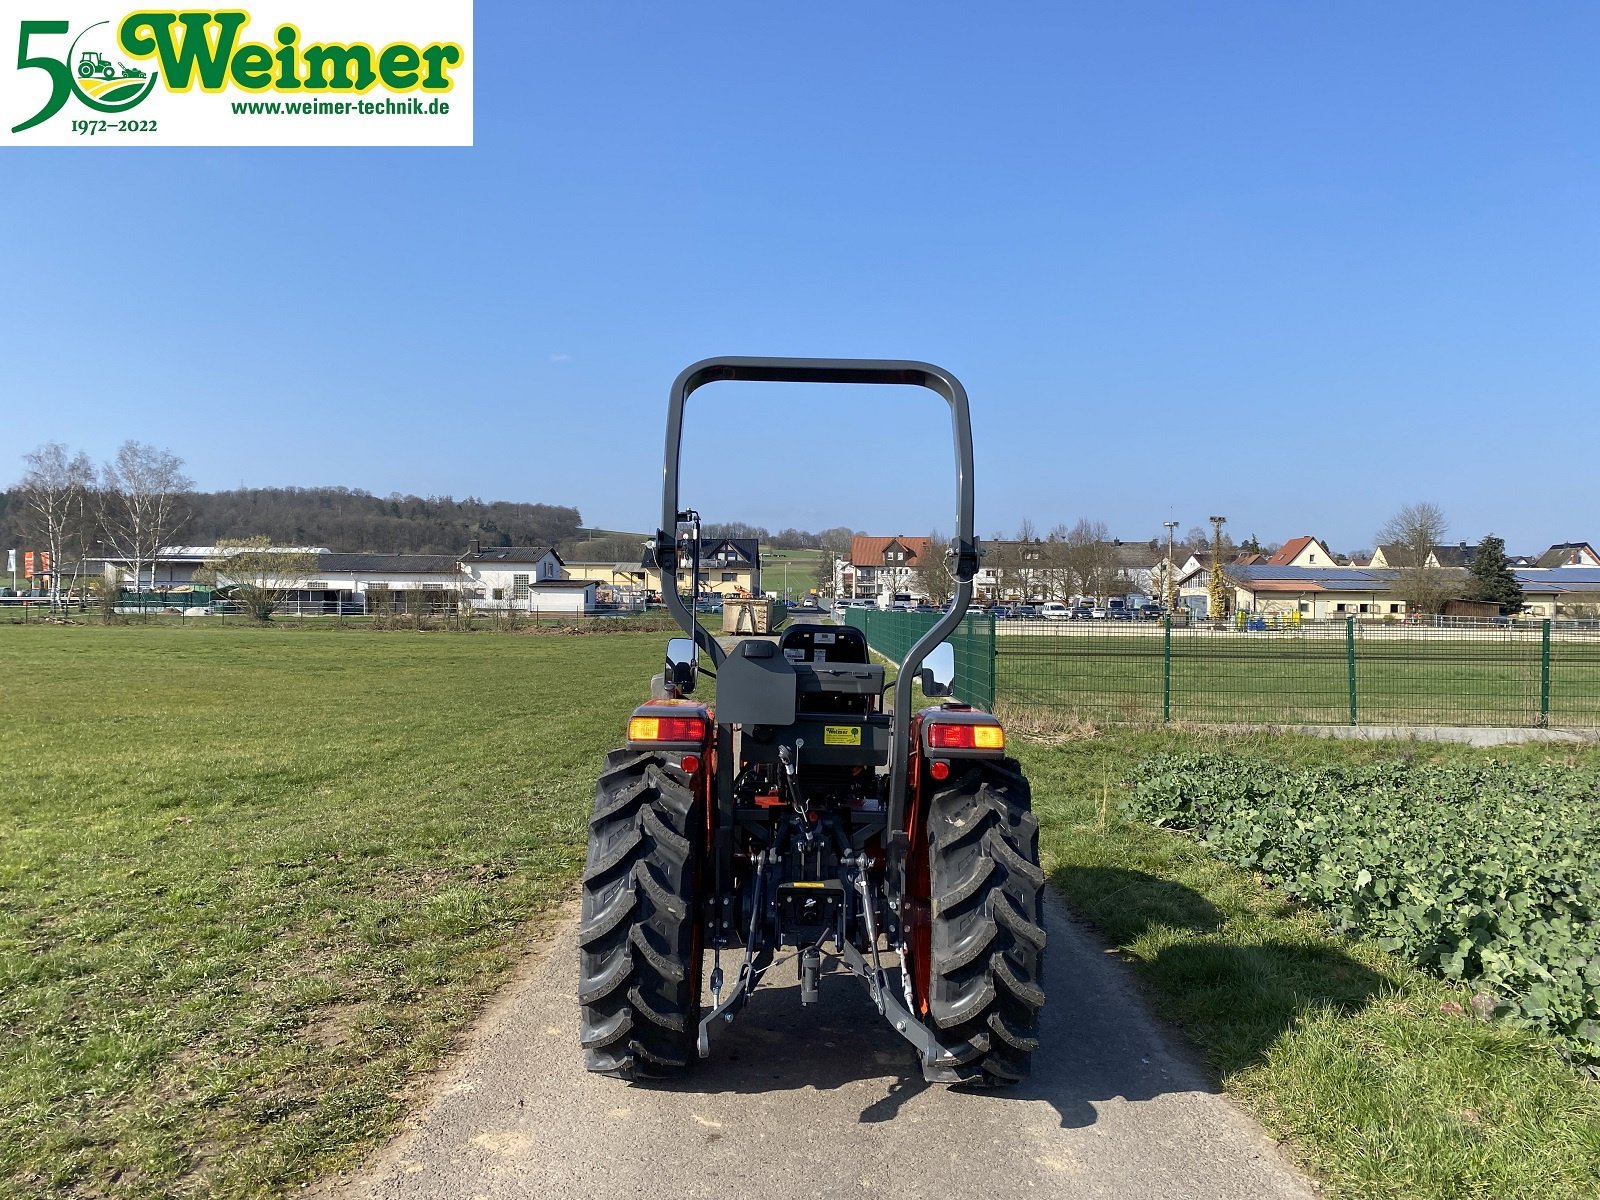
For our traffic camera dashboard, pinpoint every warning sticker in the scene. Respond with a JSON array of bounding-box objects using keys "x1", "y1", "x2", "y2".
[
  {"x1": 814, "y1": 632, "x2": 836, "y2": 644},
  {"x1": 823, "y1": 725, "x2": 862, "y2": 746}
]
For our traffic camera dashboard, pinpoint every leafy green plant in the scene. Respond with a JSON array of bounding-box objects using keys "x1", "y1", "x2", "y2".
[{"x1": 1125, "y1": 754, "x2": 1600, "y2": 1058}]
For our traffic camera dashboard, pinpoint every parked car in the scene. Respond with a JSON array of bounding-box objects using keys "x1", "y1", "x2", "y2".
[
  {"x1": 1070, "y1": 605, "x2": 1093, "y2": 620},
  {"x1": 1139, "y1": 605, "x2": 1166, "y2": 621},
  {"x1": 1109, "y1": 606, "x2": 1133, "y2": 620},
  {"x1": 1037, "y1": 602, "x2": 1070, "y2": 620},
  {"x1": 1090, "y1": 606, "x2": 1108, "y2": 619}
]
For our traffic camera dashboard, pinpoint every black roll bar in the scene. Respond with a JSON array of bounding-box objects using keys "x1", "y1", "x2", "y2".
[{"x1": 653, "y1": 356, "x2": 981, "y2": 863}]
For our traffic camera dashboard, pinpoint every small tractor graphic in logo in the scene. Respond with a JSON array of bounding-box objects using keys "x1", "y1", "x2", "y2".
[
  {"x1": 69, "y1": 24, "x2": 157, "y2": 107},
  {"x1": 77, "y1": 51, "x2": 146, "y2": 82}
]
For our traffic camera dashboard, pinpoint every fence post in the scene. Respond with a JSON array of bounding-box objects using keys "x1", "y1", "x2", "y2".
[
  {"x1": 1346, "y1": 616, "x2": 1358, "y2": 725},
  {"x1": 985, "y1": 610, "x2": 997, "y2": 711},
  {"x1": 1539, "y1": 619, "x2": 1551, "y2": 727},
  {"x1": 1162, "y1": 615, "x2": 1172, "y2": 723}
]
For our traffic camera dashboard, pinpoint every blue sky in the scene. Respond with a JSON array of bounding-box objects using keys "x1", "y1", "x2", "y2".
[{"x1": 3, "y1": 1, "x2": 1596, "y2": 556}]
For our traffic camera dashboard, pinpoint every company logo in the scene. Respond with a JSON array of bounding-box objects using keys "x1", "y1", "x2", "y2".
[
  {"x1": 4, "y1": 5, "x2": 473, "y2": 146},
  {"x1": 12, "y1": 19, "x2": 160, "y2": 131}
]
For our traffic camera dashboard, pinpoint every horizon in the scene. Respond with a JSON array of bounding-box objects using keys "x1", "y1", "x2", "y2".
[{"x1": 3, "y1": 472, "x2": 1585, "y2": 563}]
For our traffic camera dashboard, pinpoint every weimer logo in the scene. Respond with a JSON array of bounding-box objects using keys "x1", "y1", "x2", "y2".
[
  {"x1": 12, "y1": 19, "x2": 161, "y2": 131},
  {"x1": 3, "y1": 4, "x2": 473, "y2": 147},
  {"x1": 118, "y1": 12, "x2": 463, "y2": 95}
]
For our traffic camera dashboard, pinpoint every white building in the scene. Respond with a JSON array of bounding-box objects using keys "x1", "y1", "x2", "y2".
[{"x1": 460, "y1": 546, "x2": 597, "y2": 613}]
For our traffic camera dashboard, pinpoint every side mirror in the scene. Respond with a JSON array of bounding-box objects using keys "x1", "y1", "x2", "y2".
[
  {"x1": 665, "y1": 637, "x2": 698, "y2": 695},
  {"x1": 917, "y1": 642, "x2": 955, "y2": 698}
]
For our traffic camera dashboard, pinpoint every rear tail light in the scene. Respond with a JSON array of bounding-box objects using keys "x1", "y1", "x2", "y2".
[
  {"x1": 628, "y1": 715, "x2": 707, "y2": 743},
  {"x1": 926, "y1": 722, "x2": 1005, "y2": 751}
]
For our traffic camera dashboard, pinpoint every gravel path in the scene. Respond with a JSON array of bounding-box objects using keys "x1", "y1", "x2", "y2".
[{"x1": 320, "y1": 893, "x2": 1319, "y2": 1200}]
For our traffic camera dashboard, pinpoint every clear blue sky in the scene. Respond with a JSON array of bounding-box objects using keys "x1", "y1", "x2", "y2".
[{"x1": 3, "y1": 1, "x2": 1596, "y2": 556}]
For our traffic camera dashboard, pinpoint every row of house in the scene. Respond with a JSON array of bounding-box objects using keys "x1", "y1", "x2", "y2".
[
  {"x1": 833, "y1": 532, "x2": 1600, "y2": 619},
  {"x1": 89, "y1": 537, "x2": 766, "y2": 614},
  {"x1": 834, "y1": 534, "x2": 1203, "y2": 605},
  {"x1": 1179, "y1": 536, "x2": 1600, "y2": 620}
]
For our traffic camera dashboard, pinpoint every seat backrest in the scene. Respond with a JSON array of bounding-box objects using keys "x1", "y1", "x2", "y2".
[{"x1": 779, "y1": 622, "x2": 869, "y2": 665}]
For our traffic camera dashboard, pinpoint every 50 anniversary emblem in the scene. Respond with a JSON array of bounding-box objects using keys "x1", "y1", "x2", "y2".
[{"x1": 4, "y1": 4, "x2": 473, "y2": 146}]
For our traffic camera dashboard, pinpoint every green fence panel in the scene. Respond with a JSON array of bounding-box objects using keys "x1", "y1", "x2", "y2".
[
  {"x1": 983, "y1": 616, "x2": 1599, "y2": 730},
  {"x1": 845, "y1": 607, "x2": 996, "y2": 710}
]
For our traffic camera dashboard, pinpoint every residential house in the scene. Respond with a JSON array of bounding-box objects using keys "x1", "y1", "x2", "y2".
[
  {"x1": 1535, "y1": 542, "x2": 1600, "y2": 569},
  {"x1": 560, "y1": 560, "x2": 652, "y2": 605},
  {"x1": 622, "y1": 537, "x2": 763, "y2": 600},
  {"x1": 1369, "y1": 542, "x2": 1483, "y2": 570},
  {"x1": 1266, "y1": 536, "x2": 1336, "y2": 568},
  {"x1": 460, "y1": 546, "x2": 596, "y2": 613},
  {"x1": 1179, "y1": 563, "x2": 1600, "y2": 621},
  {"x1": 692, "y1": 538, "x2": 763, "y2": 597},
  {"x1": 837, "y1": 535, "x2": 933, "y2": 602}
]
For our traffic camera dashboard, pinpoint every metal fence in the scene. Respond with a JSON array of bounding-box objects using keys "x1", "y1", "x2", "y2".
[
  {"x1": 844, "y1": 607, "x2": 996, "y2": 710},
  {"x1": 848, "y1": 611, "x2": 1600, "y2": 729}
]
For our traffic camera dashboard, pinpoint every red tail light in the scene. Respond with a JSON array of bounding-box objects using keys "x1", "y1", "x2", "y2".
[
  {"x1": 926, "y1": 722, "x2": 1004, "y2": 751},
  {"x1": 628, "y1": 716, "x2": 707, "y2": 743}
]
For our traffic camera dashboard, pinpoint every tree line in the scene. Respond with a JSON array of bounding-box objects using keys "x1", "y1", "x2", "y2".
[{"x1": 3, "y1": 440, "x2": 585, "y2": 609}]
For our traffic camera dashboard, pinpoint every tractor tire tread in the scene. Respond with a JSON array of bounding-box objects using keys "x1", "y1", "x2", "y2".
[
  {"x1": 579, "y1": 748, "x2": 701, "y2": 1078},
  {"x1": 922, "y1": 758, "x2": 1045, "y2": 1087}
]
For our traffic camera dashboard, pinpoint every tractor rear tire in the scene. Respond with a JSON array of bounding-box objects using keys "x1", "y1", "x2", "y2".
[
  {"x1": 578, "y1": 747, "x2": 702, "y2": 1079},
  {"x1": 922, "y1": 757, "x2": 1046, "y2": 1085}
]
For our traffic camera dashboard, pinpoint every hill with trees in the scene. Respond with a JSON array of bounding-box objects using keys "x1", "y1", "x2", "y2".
[{"x1": 0, "y1": 484, "x2": 585, "y2": 557}]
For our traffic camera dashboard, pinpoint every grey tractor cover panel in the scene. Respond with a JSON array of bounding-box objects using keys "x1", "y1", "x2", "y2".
[{"x1": 716, "y1": 639, "x2": 799, "y2": 726}]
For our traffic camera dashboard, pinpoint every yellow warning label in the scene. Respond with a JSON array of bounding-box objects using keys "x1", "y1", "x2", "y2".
[{"x1": 823, "y1": 725, "x2": 862, "y2": 746}]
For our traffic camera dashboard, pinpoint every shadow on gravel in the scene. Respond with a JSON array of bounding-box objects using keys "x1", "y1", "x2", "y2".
[
  {"x1": 652, "y1": 885, "x2": 1269, "y2": 1129},
  {"x1": 1054, "y1": 865, "x2": 1395, "y2": 1079}
]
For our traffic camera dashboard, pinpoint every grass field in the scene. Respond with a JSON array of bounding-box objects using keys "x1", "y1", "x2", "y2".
[
  {"x1": 3, "y1": 623, "x2": 1598, "y2": 1199},
  {"x1": 997, "y1": 625, "x2": 1600, "y2": 727},
  {"x1": 0, "y1": 624, "x2": 661, "y2": 1198}
]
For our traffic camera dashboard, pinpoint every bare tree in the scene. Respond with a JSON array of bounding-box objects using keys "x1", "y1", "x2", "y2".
[
  {"x1": 915, "y1": 529, "x2": 955, "y2": 606},
  {"x1": 1036, "y1": 524, "x2": 1074, "y2": 603},
  {"x1": 98, "y1": 441, "x2": 193, "y2": 602},
  {"x1": 1185, "y1": 524, "x2": 1234, "y2": 557},
  {"x1": 17, "y1": 443, "x2": 95, "y2": 611},
  {"x1": 196, "y1": 537, "x2": 321, "y2": 621},
  {"x1": 1060, "y1": 519, "x2": 1117, "y2": 601},
  {"x1": 815, "y1": 526, "x2": 856, "y2": 597},
  {"x1": 1377, "y1": 501, "x2": 1455, "y2": 615}
]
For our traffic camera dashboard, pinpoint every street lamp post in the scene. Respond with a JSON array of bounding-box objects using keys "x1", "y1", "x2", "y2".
[
  {"x1": 1208, "y1": 515, "x2": 1228, "y2": 622},
  {"x1": 1163, "y1": 520, "x2": 1178, "y2": 611}
]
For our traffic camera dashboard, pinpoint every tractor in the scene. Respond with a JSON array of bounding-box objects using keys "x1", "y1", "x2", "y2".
[
  {"x1": 77, "y1": 51, "x2": 117, "y2": 80},
  {"x1": 578, "y1": 358, "x2": 1045, "y2": 1085}
]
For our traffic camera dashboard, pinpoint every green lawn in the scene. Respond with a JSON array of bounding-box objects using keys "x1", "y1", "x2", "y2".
[
  {"x1": 4, "y1": 624, "x2": 1599, "y2": 1199},
  {"x1": 0, "y1": 624, "x2": 662, "y2": 1198},
  {"x1": 997, "y1": 626, "x2": 1600, "y2": 727}
]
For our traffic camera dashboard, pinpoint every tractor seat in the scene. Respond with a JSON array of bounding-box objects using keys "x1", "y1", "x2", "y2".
[{"x1": 779, "y1": 623, "x2": 868, "y2": 665}]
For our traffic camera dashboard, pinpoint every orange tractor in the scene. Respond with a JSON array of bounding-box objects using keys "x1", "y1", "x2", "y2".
[{"x1": 578, "y1": 359, "x2": 1045, "y2": 1084}]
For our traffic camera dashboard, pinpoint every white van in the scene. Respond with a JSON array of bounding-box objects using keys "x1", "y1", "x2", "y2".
[{"x1": 1037, "y1": 602, "x2": 1071, "y2": 620}]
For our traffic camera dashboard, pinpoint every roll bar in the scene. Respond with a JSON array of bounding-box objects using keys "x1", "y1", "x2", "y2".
[{"x1": 653, "y1": 356, "x2": 981, "y2": 852}]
